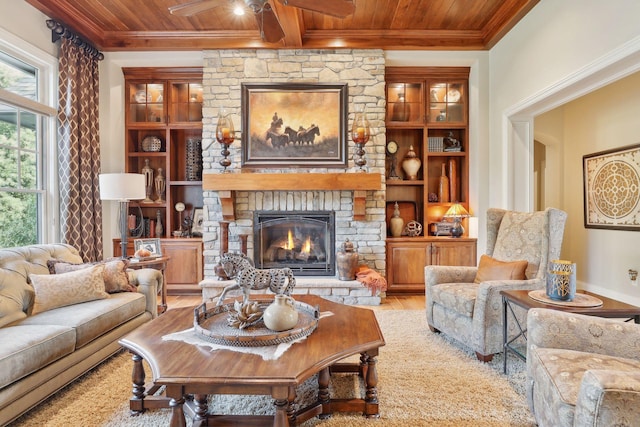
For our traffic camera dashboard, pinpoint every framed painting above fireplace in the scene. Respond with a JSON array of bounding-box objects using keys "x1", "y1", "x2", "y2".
[{"x1": 241, "y1": 82, "x2": 348, "y2": 168}]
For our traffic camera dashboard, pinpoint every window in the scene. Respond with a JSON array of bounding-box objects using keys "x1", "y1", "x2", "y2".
[{"x1": 0, "y1": 29, "x2": 57, "y2": 247}]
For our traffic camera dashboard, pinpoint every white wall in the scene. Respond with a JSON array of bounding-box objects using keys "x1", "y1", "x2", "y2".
[
  {"x1": 537, "y1": 72, "x2": 640, "y2": 305},
  {"x1": 0, "y1": 1, "x2": 55, "y2": 56},
  {"x1": 490, "y1": 0, "x2": 640, "y2": 304}
]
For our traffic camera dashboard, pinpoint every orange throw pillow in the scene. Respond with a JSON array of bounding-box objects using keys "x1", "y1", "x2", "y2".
[{"x1": 474, "y1": 255, "x2": 528, "y2": 283}]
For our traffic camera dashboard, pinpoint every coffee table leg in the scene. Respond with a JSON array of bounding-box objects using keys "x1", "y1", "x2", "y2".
[
  {"x1": 364, "y1": 353, "x2": 380, "y2": 418},
  {"x1": 317, "y1": 367, "x2": 331, "y2": 419},
  {"x1": 169, "y1": 395, "x2": 186, "y2": 427},
  {"x1": 130, "y1": 352, "x2": 146, "y2": 414},
  {"x1": 274, "y1": 398, "x2": 289, "y2": 427},
  {"x1": 193, "y1": 394, "x2": 208, "y2": 422},
  {"x1": 286, "y1": 386, "x2": 297, "y2": 424}
]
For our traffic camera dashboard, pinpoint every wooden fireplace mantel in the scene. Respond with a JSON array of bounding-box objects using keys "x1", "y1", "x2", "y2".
[{"x1": 203, "y1": 172, "x2": 382, "y2": 221}]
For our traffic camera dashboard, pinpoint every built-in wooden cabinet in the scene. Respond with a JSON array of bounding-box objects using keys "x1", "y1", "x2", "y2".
[
  {"x1": 114, "y1": 238, "x2": 203, "y2": 294},
  {"x1": 121, "y1": 67, "x2": 204, "y2": 294},
  {"x1": 385, "y1": 67, "x2": 476, "y2": 294},
  {"x1": 123, "y1": 67, "x2": 203, "y2": 238}
]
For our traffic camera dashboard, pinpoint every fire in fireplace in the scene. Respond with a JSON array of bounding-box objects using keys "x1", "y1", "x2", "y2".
[{"x1": 253, "y1": 211, "x2": 335, "y2": 276}]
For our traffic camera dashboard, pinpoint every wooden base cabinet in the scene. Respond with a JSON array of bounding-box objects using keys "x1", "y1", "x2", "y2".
[
  {"x1": 113, "y1": 238, "x2": 203, "y2": 294},
  {"x1": 386, "y1": 238, "x2": 476, "y2": 294}
]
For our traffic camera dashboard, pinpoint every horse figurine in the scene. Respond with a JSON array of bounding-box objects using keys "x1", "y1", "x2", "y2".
[{"x1": 216, "y1": 252, "x2": 297, "y2": 306}]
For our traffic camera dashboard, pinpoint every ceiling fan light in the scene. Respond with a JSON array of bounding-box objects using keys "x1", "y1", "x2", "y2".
[{"x1": 233, "y1": 3, "x2": 245, "y2": 15}]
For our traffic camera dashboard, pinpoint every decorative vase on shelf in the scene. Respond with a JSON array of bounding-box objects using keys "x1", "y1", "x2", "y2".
[
  {"x1": 438, "y1": 163, "x2": 450, "y2": 203},
  {"x1": 448, "y1": 158, "x2": 458, "y2": 202},
  {"x1": 263, "y1": 295, "x2": 299, "y2": 332},
  {"x1": 389, "y1": 202, "x2": 404, "y2": 237},
  {"x1": 155, "y1": 210, "x2": 163, "y2": 238},
  {"x1": 401, "y1": 145, "x2": 421, "y2": 180},
  {"x1": 336, "y1": 238, "x2": 359, "y2": 281}
]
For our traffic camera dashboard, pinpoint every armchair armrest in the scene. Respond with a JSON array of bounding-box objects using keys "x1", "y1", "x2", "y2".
[
  {"x1": 527, "y1": 308, "x2": 640, "y2": 360},
  {"x1": 574, "y1": 370, "x2": 640, "y2": 426},
  {"x1": 424, "y1": 265, "x2": 477, "y2": 287},
  {"x1": 128, "y1": 268, "x2": 163, "y2": 318}
]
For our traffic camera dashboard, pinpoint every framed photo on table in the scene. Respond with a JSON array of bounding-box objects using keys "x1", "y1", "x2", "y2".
[
  {"x1": 134, "y1": 238, "x2": 162, "y2": 257},
  {"x1": 240, "y1": 82, "x2": 348, "y2": 168},
  {"x1": 583, "y1": 143, "x2": 640, "y2": 231}
]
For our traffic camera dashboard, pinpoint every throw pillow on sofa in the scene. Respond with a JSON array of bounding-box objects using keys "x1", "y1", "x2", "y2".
[
  {"x1": 30, "y1": 264, "x2": 109, "y2": 314},
  {"x1": 47, "y1": 259, "x2": 136, "y2": 293}
]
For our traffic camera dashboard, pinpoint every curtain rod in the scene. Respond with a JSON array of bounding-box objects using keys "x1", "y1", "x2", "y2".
[{"x1": 46, "y1": 19, "x2": 104, "y2": 61}]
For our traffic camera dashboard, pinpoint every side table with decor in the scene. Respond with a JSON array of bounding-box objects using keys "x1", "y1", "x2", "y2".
[{"x1": 500, "y1": 289, "x2": 640, "y2": 374}]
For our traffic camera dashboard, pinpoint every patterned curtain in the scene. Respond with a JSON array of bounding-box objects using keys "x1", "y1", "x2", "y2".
[{"x1": 57, "y1": 38, "x2": 103, "y2": 262}]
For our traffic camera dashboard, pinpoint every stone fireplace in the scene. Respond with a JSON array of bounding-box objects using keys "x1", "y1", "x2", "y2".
[
  {"x1": 198, "y1": 49, "x2": 386, "y2": 305},
  {"x1": 253, "y1": 211, "x2": 335, "y2": 276}
]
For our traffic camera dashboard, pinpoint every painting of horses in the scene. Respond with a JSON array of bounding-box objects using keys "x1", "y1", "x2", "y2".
[{"x1": 241, "y1": 83, "x2": 348, "y2": 167}]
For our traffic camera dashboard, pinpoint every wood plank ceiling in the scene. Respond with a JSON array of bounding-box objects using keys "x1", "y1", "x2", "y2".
[{"x1": 25, "y1": 0, "x2": 539, "y2": 51}]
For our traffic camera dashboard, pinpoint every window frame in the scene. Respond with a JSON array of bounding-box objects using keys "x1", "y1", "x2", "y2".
[{"x1": 0, "y1": 27, "x2": 58, "y2": 245}]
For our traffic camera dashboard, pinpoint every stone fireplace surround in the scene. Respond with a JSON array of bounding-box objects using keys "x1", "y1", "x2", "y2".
[{"x1": 198, "y1": 49, "x2": 386, "y2": 305}]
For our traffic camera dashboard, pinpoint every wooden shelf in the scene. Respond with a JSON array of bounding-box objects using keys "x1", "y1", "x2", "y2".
[{"x1": 203, "y1": 172, "x2": 382, "y2": 221}]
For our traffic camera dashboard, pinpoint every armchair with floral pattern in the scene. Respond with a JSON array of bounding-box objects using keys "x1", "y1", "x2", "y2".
[{"x1": 424, "y1": 208, "x2": 567, "y2": 361}]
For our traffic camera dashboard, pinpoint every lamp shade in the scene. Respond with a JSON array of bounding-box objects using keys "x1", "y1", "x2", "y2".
[
  {"x1": 99, "y1": 173, "x2": 146, "y2": 201},
  {"x1": 444, "y1": 203, "x2": 469, "y2": 218}
]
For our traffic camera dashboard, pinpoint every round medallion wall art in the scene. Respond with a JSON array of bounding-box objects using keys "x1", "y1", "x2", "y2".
[{"x1": 583, "y1": 144, "x2": 640, "y2": 230}]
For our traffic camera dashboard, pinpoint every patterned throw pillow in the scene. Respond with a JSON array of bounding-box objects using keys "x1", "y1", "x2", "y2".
[
  {"x1": 46, "y1": 259, "x2": 136, "y2": 293},
  {"x1": 30, "y1": 264, "x2": 109, "y2": 314},
  {"x1": 474, "y1": 255, "x2": 528, "y2": 283}
]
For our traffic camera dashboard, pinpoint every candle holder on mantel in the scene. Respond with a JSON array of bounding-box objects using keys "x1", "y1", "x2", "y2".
[
  {"x1": 215, "y1": 108, "x2": 235, "y2": 172},
  {"x1": 351, "y1": 106, "x2": 371, "y2": 170}
]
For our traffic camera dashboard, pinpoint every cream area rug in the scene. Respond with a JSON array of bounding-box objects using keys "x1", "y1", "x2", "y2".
[{"x1": 10, "y1": 310, "x2": 535, "y2": 426}]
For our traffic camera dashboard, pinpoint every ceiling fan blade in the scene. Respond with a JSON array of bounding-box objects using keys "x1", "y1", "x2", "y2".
[
  {"x1": 256, "y1": 3, "x2": 285, "y2": 43},
  {"x1": 278, "y1": 0, "x2": 355, "y2": 18},
  {"x1": 168, "y1": 0, "x2": 225, "y2": 16}
]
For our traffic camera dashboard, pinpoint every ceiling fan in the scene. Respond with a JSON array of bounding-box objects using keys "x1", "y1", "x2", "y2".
[{"x1": 169, "y1": 0, "x2": 355, "y2": 43}]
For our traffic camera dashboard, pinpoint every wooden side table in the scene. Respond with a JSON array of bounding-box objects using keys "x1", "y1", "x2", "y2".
[
  {"x1": 128, "y1": 256, "x2": 170, "y2": 314},
  {"x1": 500, "y1": 289, "x2": 640, "y2": 374}
]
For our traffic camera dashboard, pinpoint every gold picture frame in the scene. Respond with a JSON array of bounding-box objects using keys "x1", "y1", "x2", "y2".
[{"x1": 583, "y1": 143, "x2": 640, "y2": 230}]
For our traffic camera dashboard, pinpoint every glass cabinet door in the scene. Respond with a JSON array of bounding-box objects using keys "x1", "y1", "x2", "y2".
[
  {"x1": 427, "y1": 82, "x2": 466, "y2": 124},
  {"x1": 386, "y1": 82, "x2": 422, "y2": 123},
  {"x1": 170, "y1": 82, "x2": 203, "y2": 122},
  {"x1": 128, "y1": 83, "x2": 165, "y2": 123}
]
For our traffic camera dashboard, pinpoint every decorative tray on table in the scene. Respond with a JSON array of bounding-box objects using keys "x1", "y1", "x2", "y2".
[{"x1": 193, "y1": 299, "x2": 320, "y2": 347}]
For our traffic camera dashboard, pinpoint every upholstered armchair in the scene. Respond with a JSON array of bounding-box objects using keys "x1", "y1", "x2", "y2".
[
  {"x1": 425, "y1": 207, "x2": 567, "y2": 361},
  {"x1": 526, "y1": 308, "x2": 640, "y2": 427}
]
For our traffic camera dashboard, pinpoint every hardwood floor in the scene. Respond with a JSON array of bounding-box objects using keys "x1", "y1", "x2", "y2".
[{"x1": 166, "y1": 293, "x2": 426, "y2": 311}]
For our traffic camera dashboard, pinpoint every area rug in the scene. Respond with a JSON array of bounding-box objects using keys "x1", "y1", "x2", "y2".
[{"x1": 10, "y1": 310, "x2": 535, "y2": 426}]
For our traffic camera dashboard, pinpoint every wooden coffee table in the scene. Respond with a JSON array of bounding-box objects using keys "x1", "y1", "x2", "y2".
[
  {"x1": 118, "y1": 295, "x2": 385, "y2": 427},
  {"x1": 501, "y1": 289, "x2": 640, "y2": 373}
]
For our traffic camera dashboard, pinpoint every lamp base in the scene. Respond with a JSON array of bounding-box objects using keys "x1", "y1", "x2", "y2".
[{"x1": 450, "y1": 221, "x2": 464, "y2": 238}]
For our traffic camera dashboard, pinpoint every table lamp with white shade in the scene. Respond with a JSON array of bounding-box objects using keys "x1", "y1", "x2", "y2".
[{"x1": 99, "y1": 173, "x2": 146, "y2": 258}]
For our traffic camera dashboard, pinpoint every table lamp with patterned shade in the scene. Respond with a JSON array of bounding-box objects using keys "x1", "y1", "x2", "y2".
[
  {"x1": 444, "y1": 203, "x2": 469, "y2": 238},
  {"x1": 99, "y1": 173, "x2": 146, "y2": 258}
]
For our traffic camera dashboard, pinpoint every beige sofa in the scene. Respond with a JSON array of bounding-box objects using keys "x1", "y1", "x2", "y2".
[{"x1": 0, "y1": 244, "x2": 162, "y2": 425}]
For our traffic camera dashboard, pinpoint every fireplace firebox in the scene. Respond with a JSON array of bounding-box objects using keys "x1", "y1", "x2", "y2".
[{"x1": 253, "y1": 211, "x2": 335, "y2": 276}]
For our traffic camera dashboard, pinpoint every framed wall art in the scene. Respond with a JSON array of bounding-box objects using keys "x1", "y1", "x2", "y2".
[
  {"x1": 241, "y1": 82, "x2": 348, "y2": 168},
  {"x1": 583, "y1": 143, "x2": 640, "y2": 230}
]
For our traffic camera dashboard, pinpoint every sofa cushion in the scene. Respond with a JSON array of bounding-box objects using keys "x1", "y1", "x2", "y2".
[
  {"x1": 530, "y1": 347, "x2": 640, "y2": 425},
  {"x1": 47, "y1": 258, "x2": 136, "y2": 293},
  {"x1": 0, "y1": 324, "x2": 75, "y2": 389},
  {"x1": 431, "y1": 282, "x2": 479, "y2": 318},
  {"x1": 30, "y1": 265, "x2": 109, "y2": 315},
  {"x1": 474, "y1": 255, "x2": 528, "y2": 283},
  {"x1": 492, "y1": 210, "x2": 546, "y2": 279},
  {"x1": 18, "y1": 292, "x2": 146, "y2": 348}
]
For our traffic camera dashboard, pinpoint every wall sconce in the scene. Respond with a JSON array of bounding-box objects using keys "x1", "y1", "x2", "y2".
[
  {"x1": 443, "y1": 203, "x2": 469, "y2": 237},
  {"x1": 351, "y1": 106, "x2": 370, "y2": 170},
  {"x1": 216, "y1": 107, "x2": 235, "y2": 172}
]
